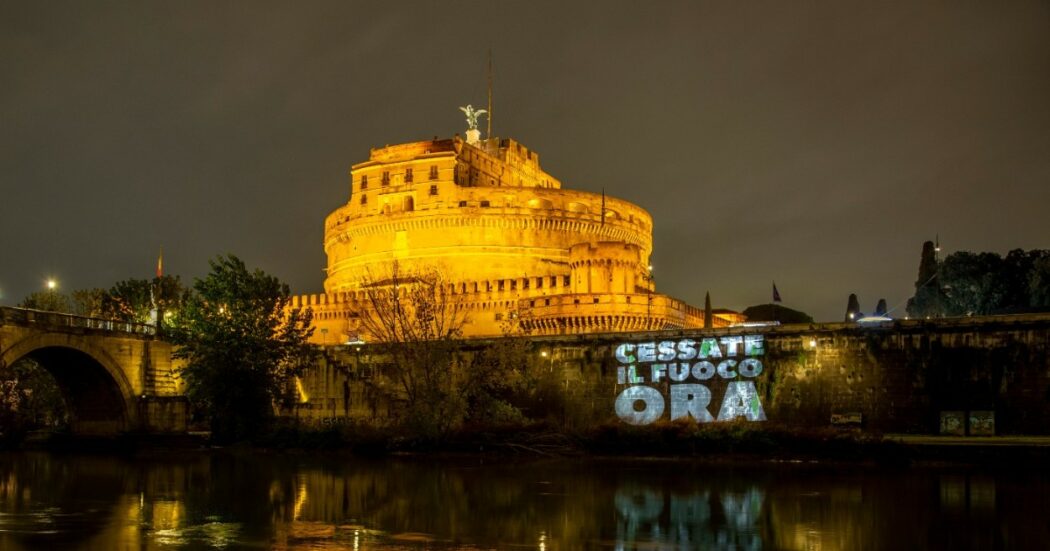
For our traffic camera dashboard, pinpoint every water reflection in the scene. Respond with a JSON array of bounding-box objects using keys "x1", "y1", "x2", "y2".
[{"x1": 0, "y1": 452, "x2": 1048, "y2": 549}]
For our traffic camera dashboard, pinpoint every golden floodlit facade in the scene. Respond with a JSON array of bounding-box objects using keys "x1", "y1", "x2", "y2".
[{"x1": 293, "y1": 131, "x2": 742, "y2": 344}]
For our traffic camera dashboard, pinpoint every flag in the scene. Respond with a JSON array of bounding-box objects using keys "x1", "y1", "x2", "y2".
[
  {"x1": 772, "y1": 282, "x2": 782, "y2": 303},
  {"x1": 156, "y1": 248, "x2": 163, "y2": 278}
]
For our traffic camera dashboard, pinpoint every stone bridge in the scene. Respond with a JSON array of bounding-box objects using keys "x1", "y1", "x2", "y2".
[{"x1": 0, "y1": 307, "x2": 187, "y2": 435}]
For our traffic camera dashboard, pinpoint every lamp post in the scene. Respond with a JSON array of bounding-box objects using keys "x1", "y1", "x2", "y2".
[{"x1": 45, "y1": 279, "x2": 58, "y2": 313}]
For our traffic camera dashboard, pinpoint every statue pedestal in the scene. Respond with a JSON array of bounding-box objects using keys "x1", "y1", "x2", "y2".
[{"x1": 466, "y1": 129, "x2": 481, "y2": 145}]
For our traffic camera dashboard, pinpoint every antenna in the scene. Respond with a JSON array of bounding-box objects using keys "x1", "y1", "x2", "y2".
[{"x1": 487, "y1": 49, "x2": 493, "y2": 140}]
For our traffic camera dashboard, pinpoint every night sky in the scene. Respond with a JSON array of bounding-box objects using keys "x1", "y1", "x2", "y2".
[{"x1": 2, "y1": 2, "x2": 1048, "y2": 322}]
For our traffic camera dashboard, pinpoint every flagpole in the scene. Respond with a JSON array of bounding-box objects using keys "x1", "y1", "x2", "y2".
[{"x1": 772, "y1": 281, "x2": 779, "y2": 324}]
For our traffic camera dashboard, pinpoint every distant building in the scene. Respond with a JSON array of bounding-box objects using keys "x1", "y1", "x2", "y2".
[{"x1": 294, "y1": 131, "x2": 742, "y2": 343}]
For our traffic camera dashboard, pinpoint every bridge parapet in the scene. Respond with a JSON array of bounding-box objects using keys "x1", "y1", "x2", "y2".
[{"x1": 0, "y1": 306, "x2": 156, "y2": 336}]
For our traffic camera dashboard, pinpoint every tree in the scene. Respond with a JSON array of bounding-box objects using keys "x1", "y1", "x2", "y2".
[
  {"x1": 101, "y1": 276, "x2": 186, "y2": 327},
  {"x1": 19, "y1": 291, "x2": 72, "y2": 313},
  {"x1": 70, "y1": 288, "x2": 107, "y2": 317},
  {"x1": 906, "y1": 241, "x2": 948, "y2": 318},
  {"x1": 741, "y1": 304, "x2": 813, "y2": 324},
  {"x1": 703, "y1": 291, "x2": 713, "y2": 329},
  {"x1": 1030, "y1": 256, "x2": 1050, "y2": 309},
  {"x1": 938, "y1": 252, "x2": 1004, "y2": 316},
  {"x1": 357, "y1": 262, "x2": 470, "y2": 435},
  {"x1": 874, "y1": 298, "x2": 888, "y2": 317},
  {"x1": 168, "y1": 255, "x2": 315, "y2": 443},
  {"x1": 845, "y1": 294, "x2": 861, "y2": 321},
  {"x1": 0, "y1": 358, "x2": 69, "y2": 438}
]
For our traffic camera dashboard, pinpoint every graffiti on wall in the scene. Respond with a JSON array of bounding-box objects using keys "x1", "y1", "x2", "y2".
[{"x1": 614, "y1": 336, "x2": 767, "y2": 425}]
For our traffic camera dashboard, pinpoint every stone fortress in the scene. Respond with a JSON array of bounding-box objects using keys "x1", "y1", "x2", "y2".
[{"x1": 293, "y1": 118, "x2": 742, "y2": 343}]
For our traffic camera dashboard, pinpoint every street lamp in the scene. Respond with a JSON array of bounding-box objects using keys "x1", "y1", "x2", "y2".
[
  {"x1": 46, "y1": 279, "x2": 57, "y2": 291},
  {"x1": 540, "y1": 349, "x2": 553, "y2": 371}
]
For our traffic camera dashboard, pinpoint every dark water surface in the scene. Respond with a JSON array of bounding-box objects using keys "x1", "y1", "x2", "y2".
[{"x1": 0, "y1": 451, "x2": 1048, "y2": 550}]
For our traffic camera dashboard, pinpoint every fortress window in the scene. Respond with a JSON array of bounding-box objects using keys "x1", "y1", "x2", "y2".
[
  {"x1": 536, "y1": 278, "x2": 543, "y2": 289},
  {"x1": 510, "y1": 280, "x2": 517, "y2": 290},
  {"x1": 405, "y1": 168, "x2": 413, "y2": 183},
  {"x1": 381, "y1": 172, "x2": 390, "y2": 186},
  {"x1": 360, "y1": 175, "x2": 368, "y2": 190},
  {"x1": 523, "y1": 279, "x2": 530, "y2": 290},
  {"x1": 429, "y1": 185, "x2": 438, "y2": 196},
  {"x1": 545, "y1": 299, "x2": 550, "y2": 306},
  {"x1": 495, "y1": 313, "x2": 503, "y2": 321},
  {"x1": 458, "y1": 200, "x2": 467, "y2": 207},
  {"x1": 480, "y1": 200, "x2": 490, "y2": 207},
  {"x1": 593, "y1": 297, "x2": 600, "y2": 304},
  {"x1": 360, "y1": 194, "x2": 367, "y2": 205},
  {"x1": 498, "y1": 281, "x2": 505, "y2": 291},
  {"x1": 429, "y1": 165, "x2": 438, "y2": 180},
  {"x1": 563, "y1": 276, "x2": 571, "y2": 287}
]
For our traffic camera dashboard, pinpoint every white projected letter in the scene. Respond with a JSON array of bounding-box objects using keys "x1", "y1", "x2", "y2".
[
  {"x1": 668, "y1": 362, "x2": 690, "y2": 382},
  {"x1": 615, "y1": 343, "x2": 636, "y2": 363},
  {"x1": 717, "y1": 381, "x2": 767, "y2": 421},
  {"x1": 738, "y1": 358, "x2": 763, "y2": 378},
  {"x1": 657, "y1": 341, "x2": 677, "y2": 361},
  {"x1": 637, "y1": 342, "x2": 657, "y2": 363},
  {"x1": 615, "y1": 386, "x2": 665, "y2": 425},
  {"x1": 699, "y1": 338, "x2": 722, "y2": 359},
  {"x1": 717, "y1": 359, "x2": 738, "y2": 379},
  {"x1": 670, "y1": 384, "x2": 714, "y2": 422},
  {"x1": 691, "y1": 361, "x2": 716, "y2": 380},
  {"x1": 744, "y1": 335, "x2": 765, "y2": 356},
  {"x1": 720, "y1": 336, "x2": 744, "y2": 357},
  {"x1": 676, "y1": 339, "x2": 698, "y2": 360}
]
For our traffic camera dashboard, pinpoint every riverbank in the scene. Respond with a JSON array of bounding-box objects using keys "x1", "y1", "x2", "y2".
[
  {"x1": 14, "y1": 421, "x2": 1050, "y2": 466},
  {"x1": 250, "y1": 420, "x2": 1050, "y2": 466}
]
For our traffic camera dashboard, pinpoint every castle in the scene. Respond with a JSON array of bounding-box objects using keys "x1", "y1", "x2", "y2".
[{"x1": 293, "y1": 125, "x2": 742, "y2": 344}]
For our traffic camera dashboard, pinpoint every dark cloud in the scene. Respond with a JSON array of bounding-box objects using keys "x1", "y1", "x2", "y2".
[{"x1": 2, "y1": 1, "x2": 1048, "y2": 321}]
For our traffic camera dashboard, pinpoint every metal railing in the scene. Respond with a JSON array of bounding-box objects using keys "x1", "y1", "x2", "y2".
[{"x1": 0, "y1": 306, "x2": 156, "y2": 336}]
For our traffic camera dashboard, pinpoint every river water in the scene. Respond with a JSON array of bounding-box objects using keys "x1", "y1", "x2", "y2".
[{"x1": 0, "y1": 451, "x2": 1047, "y2": 550}]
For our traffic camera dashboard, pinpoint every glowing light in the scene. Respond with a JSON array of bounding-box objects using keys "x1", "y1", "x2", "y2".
[
  {"x1": 848, "y1": 312, "x2": 855, "y2": 320},
  {"x1": 293, "y1": 479, "x2": 308, "y2": 520},
  {"x1": 46, "y1": 279, "x2": 56, "y2": 290},
  {"x1": 295, "y1": 377, "x2": 309, "y2": 403},
  {"x1": 808, "y1": 339, "x2": 817, "y2": 348},
  {"x1": 857, "y1": 315, "x2": 893, "y2": 324},
  {"x1": 540, "y1": 350, "x2": 548, "y2": 358}
]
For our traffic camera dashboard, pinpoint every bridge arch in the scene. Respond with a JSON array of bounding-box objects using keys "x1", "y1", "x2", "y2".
[{"x1": 1, "y1": 332, "x2": 140, "y2": 435}]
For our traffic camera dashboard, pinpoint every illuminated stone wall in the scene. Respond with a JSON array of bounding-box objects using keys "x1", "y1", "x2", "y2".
[
  {"x1": 289, "y1": 314, "x2": 1050, "y2": 435},
  {"x1": 295, "y1": 135, "x2": 741, "y2": 343}
]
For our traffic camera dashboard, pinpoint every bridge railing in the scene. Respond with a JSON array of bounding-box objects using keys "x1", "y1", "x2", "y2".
[{"x1": 0, "y1": 307, "x2": 157, "y2": 336}]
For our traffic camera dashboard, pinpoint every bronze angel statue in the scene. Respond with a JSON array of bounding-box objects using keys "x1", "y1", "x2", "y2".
[{"x1": 459, "y1": 104, "x2": 487, "y2": 131}]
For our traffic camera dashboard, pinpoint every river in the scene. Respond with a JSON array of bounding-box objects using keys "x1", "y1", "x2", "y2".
[{"x1": 0, "y1": 451, "x2": 1047, "y2": 549}]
